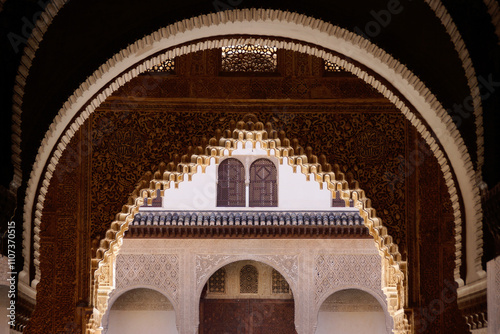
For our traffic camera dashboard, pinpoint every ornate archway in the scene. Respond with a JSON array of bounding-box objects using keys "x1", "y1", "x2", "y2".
[
  {"x1": 88, "y1": 122, "x2": 408, "y2": 333},
  {"x1": 198, "y1": 259, "x2": 297, "y2": 334},
  {"x1": 19, "y1": 11, "x2": 483, "y2": 302}
]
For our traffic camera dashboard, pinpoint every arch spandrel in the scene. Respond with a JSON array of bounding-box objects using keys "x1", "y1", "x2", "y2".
[{"x1": 89, "y1": 122, "x2": 409, "y2": 334}]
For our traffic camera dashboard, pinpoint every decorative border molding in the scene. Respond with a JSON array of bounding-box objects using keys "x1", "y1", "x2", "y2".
[
  {"x1": 483, "y1": 0, "x2": 500, "y2": 42},
  {"x1": 13, "y1": 0, "x2": 69, "y2": 291},
  {"x1": 487, "y1": 257, "x2": 500, "y2": 333},
  {"x1": 21, "y1": 11, "x2": 484, "y2": 292},
  {"x1": 424, "y1": 0, "x2": 485, "y2": 179},
  {"x1": 88, "y1": 123, "x2": 410, "y2": 333}
]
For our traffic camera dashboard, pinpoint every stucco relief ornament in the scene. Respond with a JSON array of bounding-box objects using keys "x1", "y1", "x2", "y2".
[
  {"x1": 262, "y1": 254, "x2": 299, "y2": 286},
  {"x1": 388, "y1": 266, "x2": 404, "y2": 286},
  {"x1": 98, "y1": 265, "x2": 110, "y2": 286},
  {"x1": 196, "y1": 254, "x2": 231, "y2": 286}
]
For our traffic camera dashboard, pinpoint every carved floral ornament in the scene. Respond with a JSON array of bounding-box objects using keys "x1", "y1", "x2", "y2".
[{"x1": 88, "y1": 122, "x2": 410, "y2": 333}]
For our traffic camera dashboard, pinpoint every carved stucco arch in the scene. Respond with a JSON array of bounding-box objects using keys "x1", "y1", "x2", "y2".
[
  {"x1": 315, "y1": 286, "x2": 393, "y2": 334},
  {"x1": 101, "y1": 285, "x2": 179, "y2": 334},
  {"x1": 89, "y1": 124, "x2": 409, "y2": 333},
  {"x1": 195, "y1": 256, "x2": 299, "y2": 300},
  {"x1": 20, "y1": 9, "x2": 485, "y2": 301},
  {"x1": 195, "y1": 256, "x2": 300, "y2": 332}
]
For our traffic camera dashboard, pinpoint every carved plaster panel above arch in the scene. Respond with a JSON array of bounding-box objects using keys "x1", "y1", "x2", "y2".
[
  {"x1": 314, "y1": 254, "x2": 383, "y2": 305},
  {"x1": 195, "y1": 254, "x2": 299, "y2": 295},
  {"x1": 114, "y1": 254, "x2": 180, "y2": 305}
]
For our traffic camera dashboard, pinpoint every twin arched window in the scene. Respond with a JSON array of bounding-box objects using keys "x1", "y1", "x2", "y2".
[
  {"x1": 217, "y1": 158, "x2": 278, "y2": 207},
  {"x1": 249, "y1": 158, "x2": 278, "y2": 207},
  {"x1": 217, "y1": 158, "x2": 245, "y2": 207}
]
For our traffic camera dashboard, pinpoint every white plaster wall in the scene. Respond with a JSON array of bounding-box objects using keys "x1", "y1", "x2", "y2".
[
  {"x1": 113, "y1": 238, "x2": 387, "y2": 334},
  {"x1": 107, "y1": 310, "x2": 177, "y2": 334},
  {"x1": 315, "y1": 311, "x2": 386, "y2": 334},
  {"x1": 149, "y1": 150, "x2": 348, "y2": 212}
]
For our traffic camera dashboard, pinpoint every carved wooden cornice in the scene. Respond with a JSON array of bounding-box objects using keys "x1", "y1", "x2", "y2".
[{"x1": 125, "y1": 211, "x2": 370, "y2": 239}]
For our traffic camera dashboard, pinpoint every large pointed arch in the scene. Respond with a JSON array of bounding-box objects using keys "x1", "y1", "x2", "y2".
[
  {"x1": 19, "y1": 9, "x2": 484, "y2": 308},
  {"x1": 89, "y1": 121, "x2": 409, "y2": 333}
]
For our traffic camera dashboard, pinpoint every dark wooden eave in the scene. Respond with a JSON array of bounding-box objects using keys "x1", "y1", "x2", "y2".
[{"x1": 125, "y1": 211, "x2": 371, "y2": 239}]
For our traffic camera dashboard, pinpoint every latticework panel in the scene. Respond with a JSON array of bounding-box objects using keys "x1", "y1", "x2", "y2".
[
  {"x1": 240, "y1": 265, "x2": 258, "y2": 294},
  {"x1": 221, "y1": 45, "x2": 277, "y2": 72},
  {"x1": 272, "y1": 269, "x2": 290, "y2": 294},
  {"x1": 217, "y1": 158, "x2": 245, "y2": 207},
  {"x1": 324, "y1": 59, "x2": 344, "y2": 72},
  {"x1": 146, "y1": 58, "x2": 175, "y2": 73},
  {"x1": 208, "y1": 268, "x2": 226, "y2": 293},
  {"x1": 250, "y1": 159, "x2": 278, "y2": 207}
]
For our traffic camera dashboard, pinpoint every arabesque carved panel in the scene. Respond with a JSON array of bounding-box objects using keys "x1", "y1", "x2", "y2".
[
  {"x1": 115, "y1": 254, "x2": 180, "y2": 304},
  {"x1": 315, "y1": 254, "x2": 382, "y2": 304}
]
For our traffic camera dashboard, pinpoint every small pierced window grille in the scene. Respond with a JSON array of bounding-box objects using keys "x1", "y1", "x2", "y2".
[
  {"x1": 240, "y1": 265, "x2": 258, "y2": 294},
  {"x1": 249, "y1": 159, "x2": 278, "y2": 207},
  {"x1": 221, "y1": 45, "x2": 277, "y2": 72},
  {"x1": 208, "y1": 268, "x2": 226, "y2": 293},
  {"x1": 324, "y1": 59, "x2": 344, "y2": 72},
  {"x1": 272, "y1": 269, "x2": 290, "y2": 294},
  {"x1": 146, "y1": 58, "x2": 175, "y2": 73},
  {"x1": 217, "y1": 158, "x2": 245, "y2": 207}
]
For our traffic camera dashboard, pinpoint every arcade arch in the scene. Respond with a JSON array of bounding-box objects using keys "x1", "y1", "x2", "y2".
[
  {"x1": 103, "y1": 287, "x2": 178, "y2": 334},
  {"x1": 316, "y1": 288, "x2": 391, "y2": 334}
]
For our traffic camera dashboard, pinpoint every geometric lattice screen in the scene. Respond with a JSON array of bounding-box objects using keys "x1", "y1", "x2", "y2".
[
  {"x1": 249, "y1": 158, "x2": 278, "y2": 207},
  {"x1": 217, "y1": 158, "x2": 245, "y2": 207},
  {"x1": 240, "y1": 265, "x2": 259, "y2": 294}
]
